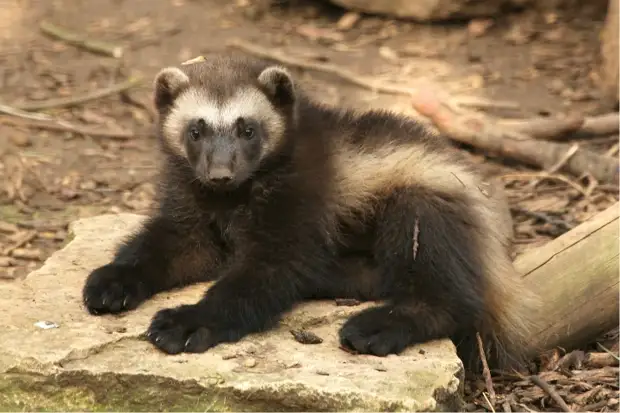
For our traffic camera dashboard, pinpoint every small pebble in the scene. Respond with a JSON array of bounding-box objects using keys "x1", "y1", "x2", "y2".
[
  {"x1": 243, "y1": 357, "x2": 257, "y2": 368},
  {"x1": 290, "y1": 329, "x2": 323, "y2": 344},
  {"x1": 285, "y1": 361, "x2": 301, "y2": 369},
  {"x1": 34, "y1": 320, "x2": 59, "y2": 329}
]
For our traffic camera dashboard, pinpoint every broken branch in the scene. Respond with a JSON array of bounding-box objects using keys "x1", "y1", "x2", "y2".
[
  {"x1": 411, "y1": 90, "x2": 619, "y2": 185},
  {"x1": 40, "y1": 20, "x2": 123, "y2": 58},
  {"x1": 226, "y1": 38, "x2": 519, "y2": 111},
  {"x1": 476, "y1": 332, "x2": 496, "y2": 404},
  {"x1": 12, "y1": 76, "x2": 143, "y2": 112},
  {"x1": 500, "y1": 113, "x2": 619, "y2": 140},
  {"x1": 0, "y1": 116, "x2": 136, "y2": 140},
  {"x1": 529, "y1": 375, "x2": 571, "y2": 412}
]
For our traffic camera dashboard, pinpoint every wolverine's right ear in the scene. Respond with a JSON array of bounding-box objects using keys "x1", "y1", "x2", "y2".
[{"x1": 153, "y1": 67, "x2": 190, "y2": 112}]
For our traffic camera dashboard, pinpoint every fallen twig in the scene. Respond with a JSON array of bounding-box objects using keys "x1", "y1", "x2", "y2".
[
  {"x1": 411, "y1": 90, "x2": 619, "y2": 185},
  {"x1": 2, "y1": 230, "x2": 37, "y2": 256},
  {"x1": 500, "y1": 172, "x2": 588, "y2": 196},
  {"x1": 500, "y1": 113, "x2": 619, "y2": 141},
  {"x1": 476, "y1": 332, "x2": 497, "y2": 405},
  {"x1": 0, "y1": 116, "x2": 135, "y2": 140},
  {"x1": 0, "y1": 104, "x2": 58, "y2": 122},
  {"x1": 596, "y1": 343, "x2": 620, "y2": 362},
  {"x1": 530, "y1": 374, "x2": 572, "y2": 412},
  {"x1": 226, "y1": 38, "x2": 520, "y2": 111},
  {"x1": 40, "y1": 20, "x2": 123, "y2": 58},
  {"x1": 12, "y1": 76, "x2": 143, "y2": 112},
  {"x1": 482, "y1": 392, "x2": 496, "y2": 412}
]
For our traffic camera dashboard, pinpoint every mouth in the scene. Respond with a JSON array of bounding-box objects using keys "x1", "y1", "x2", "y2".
[{"x1": 197, "y1": 176, "x2": 236, "y2": 191}]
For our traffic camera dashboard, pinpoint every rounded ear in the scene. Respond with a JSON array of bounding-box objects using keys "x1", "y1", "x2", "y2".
[
  {"x1": 257, "y1": 66, "x2": 295, "y2": 107},
  {"x1": 153, "y1": 67, "x2": 190, "y2": 112}
]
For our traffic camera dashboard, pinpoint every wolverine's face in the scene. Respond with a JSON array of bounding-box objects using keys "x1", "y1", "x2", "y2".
[
  {"x1": 152, "y1": 56, "x2": 296, "y2": 190},
  {"x1": 180, "y1": 99, "x2": 267, "y2": 188}
]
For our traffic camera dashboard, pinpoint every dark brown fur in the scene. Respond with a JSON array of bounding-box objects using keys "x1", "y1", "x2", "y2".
[{"x1": 82, "y1": 52, "x2": 540, "y2": 371}]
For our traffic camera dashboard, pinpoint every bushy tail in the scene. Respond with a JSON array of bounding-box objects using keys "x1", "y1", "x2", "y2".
[
  {"x1": 480, "y1": 260, "x2": 542, "y2": 373},
  {"x1": 463, "y1": 177, "x2": 543, "y2": 374}
]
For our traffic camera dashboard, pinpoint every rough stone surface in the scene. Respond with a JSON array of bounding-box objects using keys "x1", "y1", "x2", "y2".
[
  {"x1": 327, "y1": 0, "x2": 530, "y2": 21},
  {"x1": 600, "y1": 0, "x2": 619, "y2": 105},
  {"x1": 0, "y1": 213, "x2": 464, "y2": 411}
]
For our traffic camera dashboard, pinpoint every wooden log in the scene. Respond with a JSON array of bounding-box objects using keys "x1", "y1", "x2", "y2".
[{"x1": 514, "y1": 203, "x2": 619, "y2": 355}]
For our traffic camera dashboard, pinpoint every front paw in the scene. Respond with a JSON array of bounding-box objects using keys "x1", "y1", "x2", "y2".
[
  {"x1": 82, "y1": 263, "x2": 148, "y2": 315},
  {"x1": 147, "y1": 305, "x2": 233, "y2": 355},
  {"x1": 338, "y1": 307, "x2": 413, "y2": 357}
]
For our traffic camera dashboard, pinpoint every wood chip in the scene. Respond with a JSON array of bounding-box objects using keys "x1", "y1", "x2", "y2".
[
  {"x1": 0, "y1": 257, "x2": 17, "y2": 267},
  {"x1": 2, "y1": 230, "x2": 37, "y2": 256},
  {"x1": 336, "y1": 12, "x2": 361, "y2": 31},
  {"x1": 10, "y1": 248, "x2": 42, "y2": 260},
  {"x1": 0, "y1": 221, "x2": 19, "y2": 234}
]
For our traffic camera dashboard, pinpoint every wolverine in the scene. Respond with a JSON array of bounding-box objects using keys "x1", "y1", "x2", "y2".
[{"x1": 82, "y1": 52, "x2": 540, "y2": 371}]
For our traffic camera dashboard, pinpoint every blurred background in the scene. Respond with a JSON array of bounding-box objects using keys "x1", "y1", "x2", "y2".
[{"x1": 0, "y1": 0, "x2": 618, "y2": 410}]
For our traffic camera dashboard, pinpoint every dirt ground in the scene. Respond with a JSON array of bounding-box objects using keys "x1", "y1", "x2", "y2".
[{"x1": 0, "y1": 0, "x2": 618, "y2": 411}]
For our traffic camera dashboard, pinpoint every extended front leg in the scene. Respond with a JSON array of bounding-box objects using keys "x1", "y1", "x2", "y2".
[
  {"x1": 82, "y1": 214, "x2": 226, "y2": 315},
  {"x1": 147, "y1": 240, "x2": 333, "y2": 354}
]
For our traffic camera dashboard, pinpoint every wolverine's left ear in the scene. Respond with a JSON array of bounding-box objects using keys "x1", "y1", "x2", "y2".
[
  {"x1": 257, "y1": 66, "x2": 295, "y2": 107},
  {"x1": 153, "y1": 67, "x2": 190, "y2": 113}
]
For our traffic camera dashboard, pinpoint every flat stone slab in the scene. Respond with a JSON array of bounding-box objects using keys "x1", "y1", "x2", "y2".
[{"x1": 0, "y1": 213, "x2": 464, "y2": 411}]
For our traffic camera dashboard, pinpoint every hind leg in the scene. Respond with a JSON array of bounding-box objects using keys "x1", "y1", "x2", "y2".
[{"x1": 339, "y1": 187, "x2": 487, "y2": 356}]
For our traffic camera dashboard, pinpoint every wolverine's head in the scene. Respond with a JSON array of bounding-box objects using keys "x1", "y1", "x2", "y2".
[{"x1": 153, "y1": 54, "x2": 297, "y2": 190}]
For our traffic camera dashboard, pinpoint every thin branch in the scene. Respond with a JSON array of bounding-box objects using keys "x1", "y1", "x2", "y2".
[
  {"x1": 0, "y1": 104, "x2": 58, "y2": 122},
  {"x1": 0, "y1": 116, "x2": 136, "y2": 140},
  {"x1": 529, "y1": 375, "x2": 572, "y2": 412},
  {"x1": 476, "y1": 332, "x2": 497, "y2": 405},
  {"x1": 226, "y1": 38, "x2": 520, "y2": 111},
  {"x1": 500, "y1": 172, "x2": 588, "y2": 196},
  {"x1": 12, "y1": 76, "x2": 143, "y2": 112},
  {"x1": 40, "y1": 20, "x2": 124, "y2": 58}
]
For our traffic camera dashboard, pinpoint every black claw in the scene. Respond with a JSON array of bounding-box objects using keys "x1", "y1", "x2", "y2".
[{"x1": 82, "y1": 263, "x2": 148, "y2": 315}]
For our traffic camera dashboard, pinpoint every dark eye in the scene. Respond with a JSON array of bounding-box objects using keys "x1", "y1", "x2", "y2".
[
  {"x1": 236, "y1": 117, "x2": 257, "y2": 140},
  {"x1": 242, "y1": 126, "x2": 255, "y2": 139},
  {"x1": 188, "y1": 127, "x2": 201, "y2": 141}
]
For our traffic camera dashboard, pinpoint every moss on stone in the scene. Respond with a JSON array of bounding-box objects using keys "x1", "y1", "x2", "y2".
[{"x1": 0, "y1": 371, "x2": 243, "y2": 412}]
